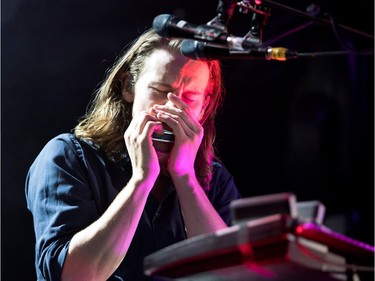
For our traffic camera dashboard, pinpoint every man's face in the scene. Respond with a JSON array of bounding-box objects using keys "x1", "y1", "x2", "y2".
[{"x1": 131, "y1": 48, "x2": 210, "y2": 120}]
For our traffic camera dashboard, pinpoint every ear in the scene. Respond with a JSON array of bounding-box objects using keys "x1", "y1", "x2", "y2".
[{"x1": 120, "y1": 72, "x2": 134, "y2": 103}]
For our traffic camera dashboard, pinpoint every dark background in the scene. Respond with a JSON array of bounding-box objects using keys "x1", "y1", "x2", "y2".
[{"x1": 2, "y1": 0, "x2": 374, "y2": 280}]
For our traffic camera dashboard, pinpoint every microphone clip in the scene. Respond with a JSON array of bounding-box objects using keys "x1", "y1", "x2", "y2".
[
  {"x1": 207, "y1": 0, "x2": 271, "y2": 45},
  {"x1": 240, "y1": 0, "x2": 271, "y2": 43}
]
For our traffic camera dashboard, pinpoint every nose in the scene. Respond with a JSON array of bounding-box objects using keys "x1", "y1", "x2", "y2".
[
  {"x1": 165, "y1": 99, "x2": 175, "y2": 107},
  {"x1": 164, "y1": 90, "x2": 180, "y2": 107}
]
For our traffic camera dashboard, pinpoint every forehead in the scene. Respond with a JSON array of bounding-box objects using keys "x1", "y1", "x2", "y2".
[{"x1": 141, "y1": 48, "x2": 210, "y2": 89}]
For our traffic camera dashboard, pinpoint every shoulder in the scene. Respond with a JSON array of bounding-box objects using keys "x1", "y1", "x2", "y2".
[
  {"x1": 210, "y1": 160, "x2": 240, "y2": 195},
  {"x1": 26, "y1": 133, "x2": 107, "y2": 194},
  {"x1": 42, "y1": 133, "x2": 79, "y2": 151},
  {"x1": 36, "y1": 133, "x2": 76, "y2": 160},
  {"x1": 31, "y1": 133, "x2": 102, "y2": 170},
  {"x1": 212, "y1": 160, "x2": 233, "y2": 180},
  {"x1": 40, "y1": 133, "x2": 98, "y2": 157}
]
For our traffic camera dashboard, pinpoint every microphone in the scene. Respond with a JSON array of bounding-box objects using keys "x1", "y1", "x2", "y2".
[
  {"x1": 153, "y1": 14, "x2": 260, "y2": 49},
  {"x1": 181, "y1": 40, "x2": 298, "y2": 61}
]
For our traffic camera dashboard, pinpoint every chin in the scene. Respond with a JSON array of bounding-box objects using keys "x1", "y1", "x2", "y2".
[{"x1": 153, "y1": 140, "x2": 173, "y2": 153}]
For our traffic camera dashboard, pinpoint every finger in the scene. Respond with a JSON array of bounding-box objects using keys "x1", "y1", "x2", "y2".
[
  {"x1": 126, "y1": 111, "x2": 160, "y2": 141},
  {"x1": 142, "y1": 120, "x2": 164, "y2": 140},
  {"x1": 154, "y1": 110, "x2": 202, "y2": 141},
  {"x1": 153, "y1": 106, "x2": 200, "y2": 135},
  {"x1": 167, "y1": 92, "x2": 188, "y2": 110}
]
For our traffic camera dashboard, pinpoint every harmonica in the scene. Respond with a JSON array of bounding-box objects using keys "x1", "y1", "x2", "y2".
[{"x1": 152, "y1": 129, "x2": 175, "y2": 143}]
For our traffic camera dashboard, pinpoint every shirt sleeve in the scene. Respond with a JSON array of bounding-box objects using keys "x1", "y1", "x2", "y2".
[
  {"x1": 207, "y1": 162, "x2": 242, "y2": 226},
  {"x1": 25, "y1": 134, "x2": 100, "y2": 281}
]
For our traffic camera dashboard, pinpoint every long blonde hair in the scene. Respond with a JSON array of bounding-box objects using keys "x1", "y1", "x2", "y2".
[{"x1": 74, "y1": 28, "x2": 225, "y2": 190}]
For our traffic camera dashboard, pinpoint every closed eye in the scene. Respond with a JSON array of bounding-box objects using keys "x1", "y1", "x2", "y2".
[
  {"x1": 150, "y1": 87, "x2": 169, "y2": 95},
  {"x1": 182, "y1": 91, "x2": 202, "y2": 102}
]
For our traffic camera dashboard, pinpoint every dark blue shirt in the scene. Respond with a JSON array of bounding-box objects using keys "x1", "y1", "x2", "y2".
[{"x1": 25, "y1": 133, "x2": 241, "y2": 281}]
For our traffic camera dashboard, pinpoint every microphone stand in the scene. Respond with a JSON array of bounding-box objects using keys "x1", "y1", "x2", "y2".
[
  {"x1": 262, "y1": 0, "x2": 374, "y2": 40},
  {"x1": 230, "y1": 0, "x2": 373, "y2": 57}
]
